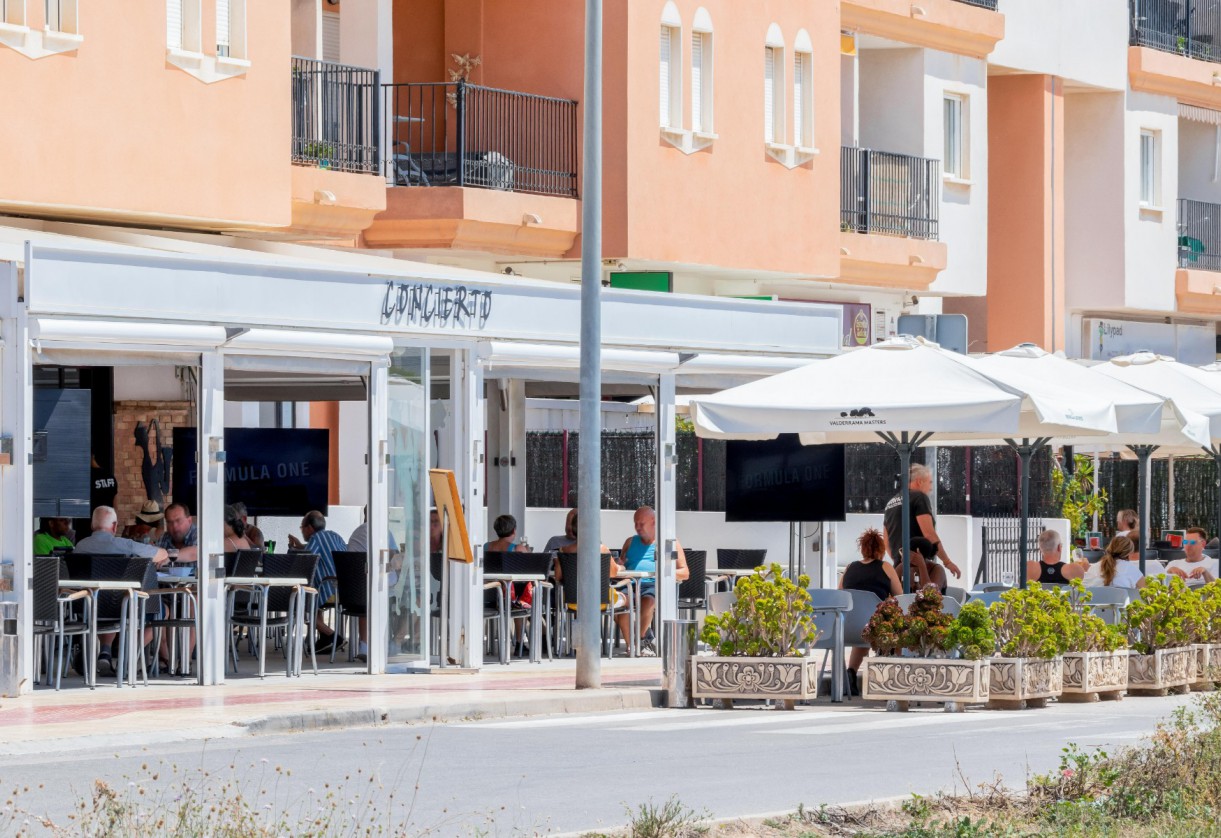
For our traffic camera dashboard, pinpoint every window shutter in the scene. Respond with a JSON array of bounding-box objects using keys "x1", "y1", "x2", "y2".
[
  {"x1": 216, "y1": 0, "x2": 230, "y2": 55},
  {"x1": 691, "y1": 32, "x2": 704, "y2": 132},
  {"x1": 793, "y1": 53, "x2": 805, "y2": 147},
  {"x1": 167, "y1": 0, "x2": 182, "y2": 49},
  {"x1": 1140, "y1": 132, "x2": 1155, "y2": 204},
  {"x1": 660, "y1": 26, "x2": 672, "y2": 128},
  {"x1": 322, "y1": 11, "x2": 341, "y2": 62},
  {"x1": 764, "y1": 47, "x2": 776, "y2": 143}
]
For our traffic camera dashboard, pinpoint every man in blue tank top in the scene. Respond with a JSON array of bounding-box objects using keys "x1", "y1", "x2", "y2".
[{"x1": 616, "y1": 506, "x2": 689, "y2": 655}]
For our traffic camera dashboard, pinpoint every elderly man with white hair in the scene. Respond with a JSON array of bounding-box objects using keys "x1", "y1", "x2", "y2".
[
  {"x1": 74, "y1": 506, "x2": 169, "y2": 676},
  {"x1": 1025, "y1": 528, "x2": 1083, "y2": 585}
]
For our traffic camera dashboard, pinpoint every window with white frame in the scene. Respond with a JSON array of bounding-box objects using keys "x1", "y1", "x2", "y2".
[
  {"x1": 1140, "y1": 129, "x2": 1160, "y2": 207},
  {"x1": 167, "y1": 0, "x2": 200, "y2": 52},
  {"x1": 1, "y1": 1, "x2": 27, "y2": 26},
  {"x1": 793, "y1": 31, "x2": 813, "y2": 149},
  {"x1": 764, "y1": 25, "x2": 784, "y2": 145},
  {"x1": 660, "y1": 28, "x2": 681, "y2": 128},
  {"x1": 943, "y1": 94, "x2": 968, "y2": 179},
  {"x1": 44, "y1": 0, "x2": 78, "y2": 34},
  {"x1": 691, "y1": 7, "x2": 713, "y2": 134}
]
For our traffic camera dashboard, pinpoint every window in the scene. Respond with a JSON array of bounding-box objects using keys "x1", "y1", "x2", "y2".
[
  {"x1": 44, "y1": 0, "x2": 77, "y2": 34},
  {"x1": 764, "y1": 47, "x2": 781, "y2": 143},
  {"x1": 1140, "y1": 129, "x2": 1160, "y2": 207},
  {"x1": 167, "y1": 0, "x2": 200, "y2": 52},
  {"x1": 217, "y1": 0, "x2": 229, "y2": 56},
  {"x1": 691, "y1": 8, "x2": 713, "y2": 134},
  {"x1": 322, "y1": 9, "x2": 340, "y2": 62},
  {"x1": 1, "y1": 1, "x2": 26, "y2": 26},
  {"x1": 660, "y1": 25, "x2": 681, "y2": 128},
  {"x1": 943, "y1": 94, "x2": 968, "y2": 179}
]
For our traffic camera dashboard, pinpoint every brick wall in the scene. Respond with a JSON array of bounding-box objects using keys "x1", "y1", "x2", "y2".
[{"x1": 112, "y1": 401, "x2": 192, "y2": 528}]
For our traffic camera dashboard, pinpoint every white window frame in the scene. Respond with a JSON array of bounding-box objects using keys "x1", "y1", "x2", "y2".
[
  {"x1": 691, "y1": 7, "x2": 713, "y2": 136},
  {"x1": 792, "y1": 29, "x2": 814, "y2": 152},
  {"x1": 764, "y1": 43, "x2": 784, "y2": 145},
  {"x1": 659, "y1": 16, "x2": 682, "y2": 130},
  {"x1": 167, "y1": 0, "x2": 200, "y2": 53},
  {"x1": 166, "y1": 0, "x2": 248, "y2": 82},
  {"x1": 943, "y1": 93, "x2": 969, "y2": 181},
  {"x1": 0, "y1": 0, "x2": 26, "y2": 27},
  {"x1": 43, "y1": 0, "x2": 77, "y2": 34},
  {"x1": 1140, "y1": 128, "x2": 1161, "y2": 209}
]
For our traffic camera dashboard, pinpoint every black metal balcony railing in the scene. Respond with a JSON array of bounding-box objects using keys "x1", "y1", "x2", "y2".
[
  {"x1": 840, "y1": 146, "x2": 940, "y2": 240},
  {"x1": 383, "y1": 81, "x2": 579, "y2": 198},
  {"x1": 291, "y1": 56, "x2": 380, "y2": 175},
  {"x1": 953, "y1": 0, "x2": 999, "y2": 9},
  {"x1": 1178, "y1": 198, "x2": 1221, "y2": 271},
  {"x1": 1130, "y1": 0, "x2": 1221, "y2": 63}
]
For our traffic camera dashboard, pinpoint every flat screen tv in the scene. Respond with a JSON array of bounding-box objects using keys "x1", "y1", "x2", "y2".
[
  {"x1": 172, "y1": 428, "x2": 329, "y2": 517},
  {"x1": 724, "y1": 436, "x2": 846, "y2": 523}
]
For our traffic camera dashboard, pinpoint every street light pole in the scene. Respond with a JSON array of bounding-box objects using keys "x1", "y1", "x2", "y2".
[{"x1": 576, "y1": 0, "x2": 603, "y2": 690}]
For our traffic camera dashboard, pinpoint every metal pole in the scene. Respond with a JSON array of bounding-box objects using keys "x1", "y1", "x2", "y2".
[
  {"x1": 576, "y1": 0, "x2": 603, "y2": 690},
  {"x1": 1129, "y1": 445, "x2": 1158, "y2": 574},
  {"x1": 1007, "y1": 438, "x2": 1049, "y2": 590},
  {"x1": 898, "y1": 438, "x2": 912, "y2": 593}
]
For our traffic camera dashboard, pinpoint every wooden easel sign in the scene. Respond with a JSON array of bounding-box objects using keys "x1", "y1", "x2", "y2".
[{"x1": 428, "y1": 468, "x2": 473, "y2": 563}]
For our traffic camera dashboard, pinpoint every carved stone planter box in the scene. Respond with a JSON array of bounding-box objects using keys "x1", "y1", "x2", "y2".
[
  {"x1": 860, "y1": 657, "x2": 989, "y2": 709},
  {"x1": 1062, "y1": 651, "x2": 1129, "y2": 702},
  {"x1": 987, "y1": 657, "x2": 1064, "y2": 709},
  {"x1": 691, "y1": 656, "x2": 818, "y2": 708},
  {"x1": 1191, "y1": 644, "x2": 1221, "y2": 691},
  {"x1": 1129, "y1": 647, "x2": 1196, "y2": 695}
]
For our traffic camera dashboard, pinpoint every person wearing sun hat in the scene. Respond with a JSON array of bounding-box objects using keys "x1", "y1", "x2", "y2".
[{"x1": 122, "y1": 499, "x2": 165, "y2": 545}]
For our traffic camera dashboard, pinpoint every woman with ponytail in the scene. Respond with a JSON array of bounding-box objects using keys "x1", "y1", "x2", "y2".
[{"x1": 1084, "y1": 535, "x2": 1146, "y2": 589}]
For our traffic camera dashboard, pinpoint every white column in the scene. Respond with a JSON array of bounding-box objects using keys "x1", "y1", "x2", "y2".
[
  {"x1": 196, "y1": 350, "x2": 226, "y2": 685},
  {"x1": 367, "y1": 360, "x2": 389, "y2": 674},
  {"x1": 451, "y1": 349, "x2": 484, "y2": 669},
  {"x1": 0, "y1": 263, "x2": 33, "y2": 693},
  {"x1": 490, "y1": 379, "x2": 527, "y2": 539},
  {"x1": 655, "y1": 373, "x2": 678, "y2": 622}
]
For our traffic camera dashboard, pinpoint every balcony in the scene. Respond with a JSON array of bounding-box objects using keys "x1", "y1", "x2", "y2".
[
  {"x1": 1130, "y1": 0, "x2": 1221, "y2": 63},
  {"x1": 1175, "y1": 198, "x2": 1221, "y2": 312},
  {"x1": 285, "y1": 57, "x2": 386, "y2": 239},
  {"x1": 955, "y1": 0, "x2": 998, "y2": 8},
  {"x1": 840, "y1": 0, "x2": 1004, "y2": 58},
  {"x1": 364, "y1": 81, "x2": 581, "y2": 257},
  {"x1": 838, "y1": 146, "x2": 947, "y2": 289}
]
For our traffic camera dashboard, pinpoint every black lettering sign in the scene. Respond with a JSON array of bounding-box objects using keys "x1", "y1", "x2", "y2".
[{"x1": 381, "y1": 281, "x2": 494, "y2": 330}]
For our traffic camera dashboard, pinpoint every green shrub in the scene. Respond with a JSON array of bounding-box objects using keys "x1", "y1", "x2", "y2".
[
  {"x1": 947, "y1": 600, "x2": 995, "y2": 661},
  {"x1": 1125, "y1": 575, "x2": 1198, "y2": 655},
  {"x1": 1191, "y1": 580, "x2": 1221, "y2": 645},
  {"x1": 990, "y1": 581, "x2": 1071, "y2": 659},
  {"x1": 863, "y1": 588, "x2": 991, "y2": 659},
  {"x1": 1063, "y1": 581, "x2": 1125, "y2": 653},
  {"x1": 699, "y1": 564, "x2": 814, "y2": 657}
]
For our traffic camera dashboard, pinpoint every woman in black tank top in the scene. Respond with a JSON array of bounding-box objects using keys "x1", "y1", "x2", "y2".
[{"x1": 841, "y1": 529, "x2": 903, "y2": 694}]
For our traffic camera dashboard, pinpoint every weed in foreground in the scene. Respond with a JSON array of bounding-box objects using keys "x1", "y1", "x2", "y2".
[{"x1": 626, "y1": 795, "x2": 709, "y2": 838}]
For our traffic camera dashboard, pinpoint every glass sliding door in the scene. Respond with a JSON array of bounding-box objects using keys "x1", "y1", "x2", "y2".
[{"x1": 387, "y1": 348, "x2": 427, "y2": 664}]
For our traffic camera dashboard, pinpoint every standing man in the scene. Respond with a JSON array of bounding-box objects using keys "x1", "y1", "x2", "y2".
[
  {"x1": 1167, "y1": 527, "x2": 1218, "y2": 585},
  {"x1": 883, "y1": 464, "x2": 961, "y2": 592},
  {"x1": 289, "y1": 510, "x2": 348, "y2": 654}
]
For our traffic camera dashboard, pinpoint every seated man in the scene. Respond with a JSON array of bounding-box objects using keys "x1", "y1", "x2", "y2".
[
  {"x1": 74, "y1": 505, "x2": 169, "y2": 675},
  {"x1": 614, "y1": 506, "x2": 688, "y2": 656},
  {"x1": 157, "y1": 502, "x2": 198, "y2": 561},
  {"x1": 1026, "y1": 529, "x2": 1084, "y2": 584},
  {"x1": 34, "y1": 516, "x2": 74, "y2": 556},
  {"x1": 288, "y1": 510, "x2": 348, "y2": 655},
  {"x1": 883, "y1": 464, "x2": 961, "y2": 592},
  {"x1": 1166, "y1": 527, "x2": 1218, "y2": 586}
]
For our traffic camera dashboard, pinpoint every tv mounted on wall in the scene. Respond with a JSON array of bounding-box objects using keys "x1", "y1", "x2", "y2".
[{"x1": 724, "y1": 435, "x2": 846, "y2": 523}]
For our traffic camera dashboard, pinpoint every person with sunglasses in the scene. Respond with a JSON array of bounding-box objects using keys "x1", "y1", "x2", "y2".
[{"x1": 1166, "y1": 527, "x2": 1217, "y2": 586}]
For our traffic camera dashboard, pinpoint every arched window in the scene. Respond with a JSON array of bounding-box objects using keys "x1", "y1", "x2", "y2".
[
  {"x1": 793, "y1": 29, "x2": 813, "y2": 148},
  {"x1": 692, "y1": 8, "x2": 714, "y2": 134},
  {"x1": 660, "y1": 2, "x2": 683, "y2": 130},
  {"x1": 764, "y1": 24, "x2": 785, "y2": 144}
]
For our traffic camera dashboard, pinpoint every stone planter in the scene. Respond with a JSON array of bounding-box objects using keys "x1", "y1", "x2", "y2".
[
  {"x1": 987, "y1": 657, "x2": 1064, "y2": 709},
  {"x1": 691, "y1": 656, "x2": 818, "y2": 709},
  {"x1": 1191, "y1": 643, "x2": 1221, "y2": 691},
  {"x1": 1062, "y1": 650, "x2": 1129, "y2": 702},
  {"x1": 860, "y1": 657, "x2": 989, "y2": 711},
  {"x1": 1128, "y1": 647, "x2": 1196, "y2": 695}
]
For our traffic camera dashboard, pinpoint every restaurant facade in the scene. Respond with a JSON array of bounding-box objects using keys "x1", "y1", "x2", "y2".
[{"x1": 0, "y1": 227, "x2": 841, "y2": 692}]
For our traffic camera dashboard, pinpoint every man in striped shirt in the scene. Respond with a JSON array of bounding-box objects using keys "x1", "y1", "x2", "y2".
[{"x1": 290, "y1": 510, "x2": 348, "y2": 654}]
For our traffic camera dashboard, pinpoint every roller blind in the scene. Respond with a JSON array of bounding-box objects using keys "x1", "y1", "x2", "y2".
[
  {"x1": 216, "y1": 0, "x2": 230, "y2": 55},
  {"x1": 167, "y1": 0, "x2": 182, "y2": 49},
  {"x1": 692, "y1": 32, "x2": 704, "y2": 132},
  {"x1": 764, "y1": 47, "x2": 776, "y2": 143},
  {"x1": 660, "y1": 26, "x2": 673, "y2": 127},
  {"x1": 793, "y1": 53, "x2": 805, "y2": 147},
  {"x1": 322, "y1": 11, "x2": 341, "y2": 62}
]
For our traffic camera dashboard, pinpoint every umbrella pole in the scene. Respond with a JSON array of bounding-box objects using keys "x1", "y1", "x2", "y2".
[
  {"x1": 1209, "y1": 446, "x2": 1221, "y2": 542},
  {"x1": 880, "y1": 431, "x2": 934, "y2": 594},
  {"x1": 1128, "y1": 445, "x2": 1158, "y2": 574},
  {"x1": 1006, "y1": 438, "x2": 1051, "y2": 590}
]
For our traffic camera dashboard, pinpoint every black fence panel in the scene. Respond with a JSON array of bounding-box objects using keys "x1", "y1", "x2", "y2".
[
  {"x1": 841, "y1": 146, "x2": 940, "y2": 240},
  {"x1": 1179, "y1": 198, "x2": 1221, "y2": 272},
  {"x1": 1131, "y1": 0, "x2": 1221, "y2": 63},
  {"x1": 291, "y1": 57, "x2": 380, "y2": 174}
]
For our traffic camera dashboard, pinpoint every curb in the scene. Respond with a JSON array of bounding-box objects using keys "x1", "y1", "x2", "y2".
[{"x1": 240, "y1": 687, "x2": 665, "y2": 735}]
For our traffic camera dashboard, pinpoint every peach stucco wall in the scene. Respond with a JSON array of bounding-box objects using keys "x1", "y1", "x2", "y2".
[
  {"x1": 0, "y1": 1, "x2": 292, "y2": 229},
  {"x1": 984, "y1": 74, "x2": 1065, "y2": 353}
]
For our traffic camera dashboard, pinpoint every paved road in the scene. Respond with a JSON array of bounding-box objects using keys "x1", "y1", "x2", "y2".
[{"x1": 0, "y1": 694, "x2": 1193, "y2": 835}]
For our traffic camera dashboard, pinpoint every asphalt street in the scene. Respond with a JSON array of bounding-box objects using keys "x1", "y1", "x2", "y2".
[{"x1": 0, "y1": 693, "x2": 1194, "y2": 835}]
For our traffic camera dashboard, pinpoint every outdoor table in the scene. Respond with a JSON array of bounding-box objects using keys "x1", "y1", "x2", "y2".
[
  {"x1": 155, "y1": 573, "x2": 199, "y2": 677},
  {"x1": 484, "y1": 572, "x2": 546, "y2": 664},
  {"x1": 225, "y1": 577, "x2": 310, "y2": 677},
  {"x1": 707, "y1": 566, "x2": 760, "y2": 596},
  {"x1": 59, "y1": 579, "x2": 142, "y2": 689},
  {"x1": 613, "y1": 570, "x2": 656, "y2": 657}
]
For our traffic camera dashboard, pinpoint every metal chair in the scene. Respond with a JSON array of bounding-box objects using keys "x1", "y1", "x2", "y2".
[
  {"x1": 481, "y1": 551, "x2": 511, "y2": 663},
  {"x1": 966, "y1": 591, "x2": 1004, "y2": 608},
  {"x1": 329, "y1": 551, "x2": 368, "y2": 664},
  {"x1": 806, "y1": 589, "x2": 852, "y2": 702},
  {"x1": 1158, "y1": 548, "x2": 1186, "y2": 563},
  {"x1": 228, "y1": 553, "x2": 318, "y2": 678},
  {"x1": 556, "y1": 553, "x2": 631, "y2": 658},
  {"x1": 1082, "y1": 549, "x2": 1105, "y2": 563},
  {"x1": 944, "y1": 586, "x2": 968, "y2": 603},
  {"x1": 32, "y1": 556, "x2": 91, "y2": 690},
  {"x1": 1084, "y1": 586, "x2": 1135, "y2": 625},
  {"x1": 706, "y1": 591, "x2": 736, "y2": 615},
  {"x1": 976, "y1": 582, "x2": 1010, "y2": 593},
  {"x1": 87, "y1": 556, "x2": 154, "y2": 688},
  {"x1": 677, "y1": 550, "x2": 707, "y2": 617},
  {"x1": 716, "y1": 548, "x2": 768, "y2": 571},
  {"x1": 502, "y1": 552, "x2": 555, "y2": 661}
]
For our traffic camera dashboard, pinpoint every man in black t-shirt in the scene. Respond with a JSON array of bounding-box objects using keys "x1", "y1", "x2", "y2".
[{"x1": 883, "y1": 463, "x2": 961, "y2": 592}]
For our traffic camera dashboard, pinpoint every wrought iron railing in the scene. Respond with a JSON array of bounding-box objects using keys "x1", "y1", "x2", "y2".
[
  {"x1": 1179, "y1": 198, "x2": 1221, "y2": 271},
  {"x1": 841, "y1": 146, "x2": 940, "y2": 240},
  {"x1": 1130, "y1": 0, "x2": 1221, "y2": 63},
  {"x1": 291, "y1": 56, "x2": 380, "y2": 175},
  {"x1": 954, "y1": 0, "x2": 999, "y2": 9},
  {"x1": 383, "y1": 80, "x2": 579, "y2": 198}
]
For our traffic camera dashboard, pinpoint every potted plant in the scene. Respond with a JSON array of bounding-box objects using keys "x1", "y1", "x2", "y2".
[
  {"x1": 1126, "y1": 575, "x2": 1198, "y2": 695},
  {"x1": 1189, "y1": 580, "x2": 1221, "y2": 691},
  {"x1": 860, "y1": 588, "x2": 994, "y2": 711},
  {"x1": 986, "y1": 582, "x2": 1069, "y2": 709},
  {"x1": 692, "y1": 564, "x2": 817, "y2": 710},
  {"x1": 1060, "y1": 581, "x2": 1129, "y2": 702},
  {"x1": 1051, "y1": 454, "x2": 1108, "y2": 543}
]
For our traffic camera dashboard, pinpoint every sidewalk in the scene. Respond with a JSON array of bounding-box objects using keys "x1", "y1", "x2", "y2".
[{"x1": 0, "y1": 659, "x2": 663, "y2": 755}]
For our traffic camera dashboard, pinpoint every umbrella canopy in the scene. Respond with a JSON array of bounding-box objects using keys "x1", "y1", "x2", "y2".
[
  {"x1": 1079, "y1": 353, "x2": 1217, "y2": 451},
  {"x1": 688, "y1": 336, "x2": 1024, "y2": 443}
]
